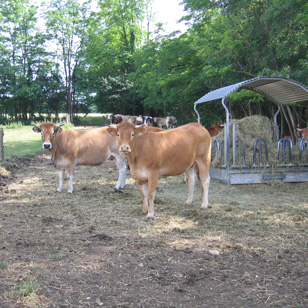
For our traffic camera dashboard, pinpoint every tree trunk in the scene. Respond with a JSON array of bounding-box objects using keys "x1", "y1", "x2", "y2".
[
  {"x1": 286, "y1": 105, "x2": 296, "y2": 142},
  {"x1": 281, "y1": 106, "x2": 294, "y2": 141}
]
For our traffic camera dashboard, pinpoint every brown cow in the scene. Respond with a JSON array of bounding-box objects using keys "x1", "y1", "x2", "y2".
[
  {"x1": 107, "y1": 122, "x2": 211, "y2": 219},
  {"x1": 297, "y1": 127, "x2": 308, "y2": 139},
  {"x1": 206, "y1": 123, "x2": 224, "y2": 137},
  {"x1": 32, "y1": 123, "x2": 127, "y2": 193},
  {"x1": 110, "y1": 114, "x2": 131, "y2": 124},
  {"x1": 110, "y1": 114, "x2": 123, "y2": 124}
]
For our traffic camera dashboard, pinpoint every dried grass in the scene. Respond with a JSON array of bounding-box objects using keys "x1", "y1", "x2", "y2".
[
  {"x1": 0, "y1": 153, "x2": 307, "y2": 307},
  {"x1": 212, "y1": 115, "x2": 304, "y2": 167}
]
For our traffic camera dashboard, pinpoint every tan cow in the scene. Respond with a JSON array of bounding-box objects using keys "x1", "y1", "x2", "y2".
[
  {"x1": 32, "y1": 123, "x2": 127, "y2": 193},
  {"x1": 183, "y1": 123, "x2": 224, "y2": 184},
  {"x1": 107, "y1": 122, "x2": 211, "y2": 219}
]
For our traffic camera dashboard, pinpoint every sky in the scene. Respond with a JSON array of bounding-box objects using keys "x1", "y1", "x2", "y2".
[{"x1": 151, "y1": 0, "x2": 188, "y2": 34}]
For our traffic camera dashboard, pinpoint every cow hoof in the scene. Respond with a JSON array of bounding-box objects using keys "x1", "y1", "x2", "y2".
[
  {"x1": 146, "y1": 215, "x2": 155, "y2": 220},
  {"x1": 114, "y1": 188, "x2": 123, "y2": 193}
]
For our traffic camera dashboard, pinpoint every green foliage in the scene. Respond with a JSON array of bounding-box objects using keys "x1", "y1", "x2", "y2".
[
  {"x1": 93, "y1": 75, "x2": 141, "y2": 114},
  {"x1": 0, "y1": 0, "x2": 308, "y2": 125},
  {"x1": 4, "y1": 122, "x2": 23, "y2": 129},
  {"x1": 62, "y1": 122, "x2": 74, "y2": 129}
]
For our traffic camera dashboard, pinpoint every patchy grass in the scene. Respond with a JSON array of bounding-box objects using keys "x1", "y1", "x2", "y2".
[
  {"x1": 0, "y1": 263, "x2": 8, "y2": 269},
  {"x1": 0, "y1": 154, "x2": 307, "y2": 308},
  {"x1": 9, "y1": 278, "x2": 42, "y2": 302}
]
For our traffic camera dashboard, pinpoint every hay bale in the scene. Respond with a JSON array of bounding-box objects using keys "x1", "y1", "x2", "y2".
[{"x1": 211, "y1": 115, "x2": 303, "y2": 167}]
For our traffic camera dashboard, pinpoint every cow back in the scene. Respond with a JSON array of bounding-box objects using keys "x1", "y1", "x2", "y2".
[
  {"x1": 127, "y1": 123, "x2": 211, "y2": 177},
  {"x1": 52, "y1": 127, "x2": 119, "y2": 167}
]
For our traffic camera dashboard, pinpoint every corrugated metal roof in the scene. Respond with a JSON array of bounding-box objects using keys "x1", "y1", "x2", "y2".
[{"x1": 194, "y1": 76, "x2": 308, "y2": 105}]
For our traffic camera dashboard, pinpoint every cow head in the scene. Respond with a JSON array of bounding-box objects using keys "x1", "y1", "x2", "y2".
[
  {"x1": 107, "y1": 122, "x2": 145, "y2": 153},
  {"x1": 110, "y1": 114, "x2": 123, "y2": 124},
  {"x1": 211, "y1": 123, "x2": 224, "y2": 129},
  {"x1": 32, "y1": 123, "x2": 63, "y2": 150},
  {"x1": 145, "y1": 116, "x2": 154, "y2": 126}
]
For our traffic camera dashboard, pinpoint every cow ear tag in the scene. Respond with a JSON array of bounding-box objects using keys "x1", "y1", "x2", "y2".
[
  {"x1": 32, "y1": 126, "x2": 41, "y2": 133},
  {"x1": 135, "y1": 126, "x2": 145, "y2": 136}
]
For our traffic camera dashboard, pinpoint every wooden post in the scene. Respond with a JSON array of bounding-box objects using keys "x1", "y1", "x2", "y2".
[{"x1": 0, "y1": 128, "x2": 4, "y2": 162}]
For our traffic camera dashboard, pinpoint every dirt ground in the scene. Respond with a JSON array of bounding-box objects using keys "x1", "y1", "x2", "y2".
[{"x1": 0, "y1": 153, "x2": 307, "y2": 308}]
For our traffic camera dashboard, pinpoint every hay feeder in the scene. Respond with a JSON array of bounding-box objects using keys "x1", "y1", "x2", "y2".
[{"x1": 194, "y1": 76, "x2": 308, "y2": 184}]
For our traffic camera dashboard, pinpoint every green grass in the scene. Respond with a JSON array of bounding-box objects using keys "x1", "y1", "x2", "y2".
[
  {"x1": 9, "y1": 279, "x2": 41, "y2": 301},
  {"x1": 75, "y1": 114, "x2": 109, "y2": 126},
  {"x1": 0, "y1": 262, "x2": 8, "y2": 269},
  {"x1": 1, "y1": 125, "x2": 43, "y2": 160}
]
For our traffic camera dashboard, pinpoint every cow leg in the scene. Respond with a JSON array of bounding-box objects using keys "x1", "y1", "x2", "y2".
[
  {"x1": 197, "y1": 163, "x2": 210, "y2": 208},
  {"x1": 66, "y1": 164, "x2": 75, "y2": 194},
  {"x1": 114, "y1": 155, "x2": 127, "y2": 190},
  {"x1": 147, "y1": 175, "x2": 159, "y2": 219},
  {"x1": 57, "y1": 169, "x2": 65, "y2": 192},
  {"x1": 138, "y1": 183, "x2": 149, "y2": 214},
  {"x1": 185, "y1": 165, "x2": 196, "y2": 204}
]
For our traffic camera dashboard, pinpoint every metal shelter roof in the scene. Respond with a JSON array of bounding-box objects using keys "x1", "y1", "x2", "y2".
[{"x1": 194, "y1": 76, "x2": 308, "y2": 106}]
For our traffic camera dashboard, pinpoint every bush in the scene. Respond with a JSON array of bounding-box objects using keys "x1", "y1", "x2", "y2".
[{"x1": 4, "y1": 122, "x2": 23, "y2": 129}]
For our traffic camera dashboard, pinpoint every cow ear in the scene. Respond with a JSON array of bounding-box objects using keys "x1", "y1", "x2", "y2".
[
  {"x1": 32, "y1": 126, "x2": 41, "y2": 133},
  {"x1": 55, "y1": 127, "x2": 62, "y2": 134},
  {"x1": 107, "y1": 126, "x2": 117, "y2": 136},
  {"x1": 135, "y1": 125, "x2": 145, "y2": 136}
]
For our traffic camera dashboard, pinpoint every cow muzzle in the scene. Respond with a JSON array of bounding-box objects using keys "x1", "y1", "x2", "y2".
[
  {"x1": 119, "y1": 145, "x2": 131, "y2": 153},
  {"x1": 43, "y1": 142, "x2": 52, "y2": 149}
]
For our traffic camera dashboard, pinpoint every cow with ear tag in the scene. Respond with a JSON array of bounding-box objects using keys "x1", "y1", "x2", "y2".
[
  {"x1": 32, "y1": 122, "x2": 127, "y2": 194},
  {"x1": 107, "y1": 122, "x2": 211, "y2": 219},
  {"x1": 33, "y1": 123, "x2": 63, "y2": 149}
]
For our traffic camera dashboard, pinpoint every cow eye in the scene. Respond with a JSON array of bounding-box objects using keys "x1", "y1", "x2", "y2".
[
  {"x1": 51, "y1": 131, "x2": 55, "y2": 137},
  {"x1": 116, "y1": 133, "x2": 120, "y2": 137},
  {"x1": 131, "y1": 133, "x2": 135, "y2": 137},
  {"x1": 41, "y1": 132, "x2": 43, "y2": 136}
]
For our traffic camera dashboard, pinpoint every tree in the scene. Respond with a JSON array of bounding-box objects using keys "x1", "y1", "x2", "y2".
[
  {"x1": 83, "y1": 0, "x2": 149, "y2": 114},
  {"x1": 44, "y1": 0, "x2": 90, "y2": 122},
  {"x1": 0, "y1": 0, "x2": 51, "y2": 121}
]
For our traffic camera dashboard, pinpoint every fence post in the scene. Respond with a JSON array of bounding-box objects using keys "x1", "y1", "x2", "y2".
[{"x1": 0, "y1": 128, "x2": 4, "y2": 162}]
